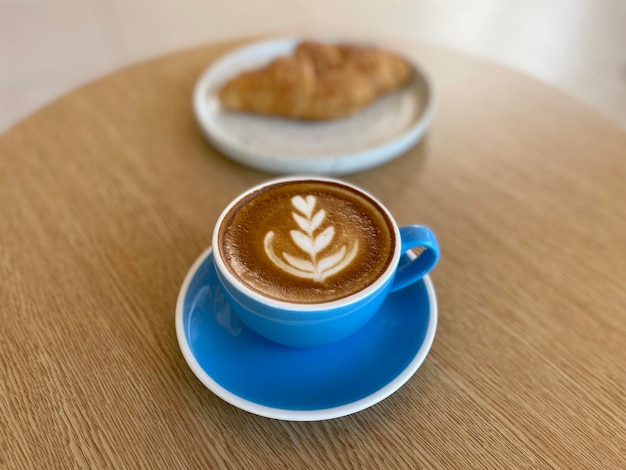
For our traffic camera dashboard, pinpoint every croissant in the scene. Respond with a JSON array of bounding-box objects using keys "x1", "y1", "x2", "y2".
[{"x1": 218, "y1": 41, "x2": 412, "y2": 120}]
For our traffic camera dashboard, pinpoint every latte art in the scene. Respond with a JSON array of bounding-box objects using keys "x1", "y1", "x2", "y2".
[
  {"x1": 264, "y1": 195, "x2": 359, "y2": 282},
  {"x1": 217, "y1": 180, "x2": 395, "y2": 303}
]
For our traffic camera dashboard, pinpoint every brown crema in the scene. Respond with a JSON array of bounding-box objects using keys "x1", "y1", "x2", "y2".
[{"x1": 218, "y1": 180, "x2": 395, "y2": 303}]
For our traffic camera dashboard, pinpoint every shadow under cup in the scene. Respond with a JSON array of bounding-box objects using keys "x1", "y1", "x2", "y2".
[{"x1": 211, "y1": 177, "x2": 439, "y2": 348}]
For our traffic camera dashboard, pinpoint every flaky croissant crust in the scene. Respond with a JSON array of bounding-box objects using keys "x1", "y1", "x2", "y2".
[{"x1": 218, "y1": 41, "x2": 412, "y2": 120}]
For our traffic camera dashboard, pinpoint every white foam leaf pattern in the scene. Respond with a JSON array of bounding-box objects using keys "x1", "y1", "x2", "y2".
[
  {"x1": 293, "y1": 209, "x2": 326, "y2": 234},
  {"x1": 290, "y1": 230, "x2": 313, "y2": 253},
  {"x1": 310, "y1": 210, "x2": 325, "y2": 232},
  {"x1": 313, "y1": 226, "x2": 334, "y2": 254},
  {"x1": 293, "y1": 213, "x2": 310, "y2": 232},
  {"x1": 320, "y1": 243, "x2": 358, "y2": 279},
  {"x1": 264, "y1": 195, "x2": 359, "y2": 282},
  {"x1": 282, "y1": 252, "x2": 315, "y2": 272},
  {"x1": 292, "y1": 195, "x2": 316, "y2": 218},
  {"x1": 317, "y1": 246, "x2": 346, "y2": 273}
]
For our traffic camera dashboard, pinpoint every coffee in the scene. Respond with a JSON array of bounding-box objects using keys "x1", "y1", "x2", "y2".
[{"x1": 217, "y1": 180, "x2": 396, "y2": 304}]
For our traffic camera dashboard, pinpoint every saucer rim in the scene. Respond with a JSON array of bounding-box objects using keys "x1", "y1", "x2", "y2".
[{"x1": 175, "y1": 246, "x2": 438, "y2": 421}]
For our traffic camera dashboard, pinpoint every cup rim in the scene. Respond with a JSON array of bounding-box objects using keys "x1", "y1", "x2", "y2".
[{"x1": 212, "y1": 175, "x2": 402, "y2": 312}]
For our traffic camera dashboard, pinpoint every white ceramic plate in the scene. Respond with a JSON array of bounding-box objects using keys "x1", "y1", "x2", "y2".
[{"x1": 193, "y1": 38, "x2": 435, "y2": 175}]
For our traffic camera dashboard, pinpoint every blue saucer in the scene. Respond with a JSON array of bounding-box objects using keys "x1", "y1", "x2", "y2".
[{"x1": 176, "y1": 247, "x2": 437, "y2": 421}]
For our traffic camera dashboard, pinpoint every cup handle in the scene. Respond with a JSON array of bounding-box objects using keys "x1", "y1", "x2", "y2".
[{"x1": 390, "y1": 225, "x2": 440, "y2": 293}]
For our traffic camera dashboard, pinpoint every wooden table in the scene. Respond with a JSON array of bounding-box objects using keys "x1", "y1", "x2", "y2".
[{"x1": 2, "y1": 39, "x2": 625, "y2": 468}]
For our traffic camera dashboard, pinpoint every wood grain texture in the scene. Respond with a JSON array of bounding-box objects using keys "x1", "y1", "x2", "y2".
[{"x1": 1, "y1": 39, "x2": 625, "y2": 469}]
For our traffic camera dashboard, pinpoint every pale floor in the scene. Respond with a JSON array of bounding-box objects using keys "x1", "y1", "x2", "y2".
[{"x1": 1, "y1": 0, "x2": 625, "y2": 134}]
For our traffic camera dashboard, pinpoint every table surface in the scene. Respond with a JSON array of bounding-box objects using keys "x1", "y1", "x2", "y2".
[{"x1": 1, "y1": 39, "x2": 625, "y2": 468}]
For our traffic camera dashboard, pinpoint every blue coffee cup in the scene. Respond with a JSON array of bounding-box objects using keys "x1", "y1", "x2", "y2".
[{"x1": 212, "y1": 177, "x2": 439, "y2": 348}]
